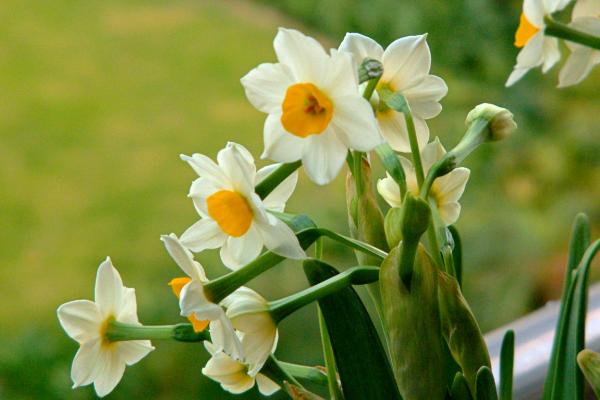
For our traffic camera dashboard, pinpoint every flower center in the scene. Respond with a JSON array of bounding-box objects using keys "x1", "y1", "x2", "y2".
[
  {"x1": 206, "y1": 190, "x2": 253, "y2": 237},
  {"x1": 514, "y1": 13, "x2": 539, "y2": 48},
  {"x1": 169, "y1": 277, "x2": 210, "y2": 332},
  {"x1": 100, "y1": 316, "x2": 116, "y2": 349},
  {"x1": 281, "y1": 83, "x2": 333, "y2": 138}
]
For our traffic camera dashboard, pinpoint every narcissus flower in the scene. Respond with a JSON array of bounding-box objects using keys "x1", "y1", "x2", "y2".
[
  {"x1": 506, "y1": 0, "x2": 570, "y2": 86},
  {"x1": 180, "y1": 142, "x2": 305, "y2": 269},
  {"x1": 202, "y1": 337, "x2": 280, "y2": 396},
  {"x1": 339, "y1": 33, "x2": 447, "y2": 152},
  {"x1": 377, "y1": 138, "x2": 470, "y2": 226},
  {"x1": 241, "y1": 28, "x2": 381, "y2": 185},
  {"x1": 161, "y1": 233, "x2": 243, "y2": 359},
  {"x1": 558, "y1": 0, "x2": 600, "y2": 87},
  {"x1": 222, "y1": 287, "x2": 278, "y2": 375},
  {"x1": 57, "y1": 258, "x2": 154, "y2": 397}
]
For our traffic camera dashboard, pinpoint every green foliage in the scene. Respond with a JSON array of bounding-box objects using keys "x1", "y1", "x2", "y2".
[
  {"x1": 499, "y1": 330, "x2": 515, "y2": 400},
  {"x1": 475, "y1": 367, "x2": 498, "y2": 400},
  {"x1": 303, "y1": 259, "x2": 401, "y2": 400},
  {"x1": 380, "y1": 244, "x2": 447, "y2": 399}
]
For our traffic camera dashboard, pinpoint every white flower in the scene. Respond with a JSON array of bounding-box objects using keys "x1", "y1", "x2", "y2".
[
  {"x1": 57, "y1": 258, "x2": 154, "y2": 397},
  {"x1": 202, "y1": 338, "x2": 280, "y2": 396},
  {"x1": 506, "y1": 0, "x2": 571, "y2": 86},
  {"x1": 339, "y1": 33, "x2": 448, "y2": 152},
  {"x1": 377, "y1": 138, "x2": 470, "y2": 226},
  {"x1": 180, "y1": 142, "x2": 305, "y2": 270},
  {"x1": 222, "y1": 287, "x2": 278, "y2": 375},
  {"x1": 558, "y1": 0, "x2": 600, "y2": 87},
  {"x1": 241, "y1": 28, "x2": 381, "y2": 185},
  {"x1": 161, "y1": 233, "x2": 243, "y2": 359}
]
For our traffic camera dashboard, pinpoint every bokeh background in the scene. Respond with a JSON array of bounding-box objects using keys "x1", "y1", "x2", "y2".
[{"x1": 1, "y1": 0, "x2": 598, "y2": 398}]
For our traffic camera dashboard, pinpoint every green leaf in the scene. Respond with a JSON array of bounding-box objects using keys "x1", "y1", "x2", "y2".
[
  {"x1": 254, "y1": 161, "x2": 301, "y2": 199},
  {"x1": 303, "y1": 259, "x2": 402, "y2": 400},
  {"x1": 499, "y1": 330, "x2": 514, "y2": 400},
  {"x1": 375, "y1": 143, "x2": 407, "y2": 198},
  {"x1": 380, "y1": 244, "x2": 447, "y2": 399},
  {"x1": 451, "y1": 372, "x2": 474, "y2": 400},
  {"x1": 318, "y1": 307, "x2": 344, "y2": 400},
  {"x1": 448, "y1": 225, "x2": 463, "y2": 286},
  {"x1": 438, "y1": 271, "x2": 491, "y2": 395},
  {"x1": 543, "y1": 214, "x2": 592, "y2": 400},
  {"x1": 475, "y1": 367, "x2": 498, "y2": 400},
  {"x1": 577, "y1": 349, "x2": 600, "y2": 398}
]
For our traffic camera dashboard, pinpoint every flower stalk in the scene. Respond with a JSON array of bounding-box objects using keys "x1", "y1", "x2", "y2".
[
  {"x1": 269, "y1": 266, "x2": 379, "y2": 322},
  {"x1": 544, "y1": 16, "x2": 600, "y2": 51},
  {"x1": 105, "y1": 321, "x2": 208, "y2": 342}
]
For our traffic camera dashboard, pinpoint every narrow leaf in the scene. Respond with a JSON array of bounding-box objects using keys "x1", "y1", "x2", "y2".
[
  {"x1": 499, "y1": 330, "x2": 514, "y2": 400},
  {"x1": 476, "y1": 367, "x2": 498, "y2": 400},
  {"x1": 304, "y1": 259, "x2": 402, "y2": 400},
  {"x1": 451, "y1": 372, "x2": 474, "y2": 400},
  {"x1": 448, "y1": 225, "x2": 463, "y2": 286}
]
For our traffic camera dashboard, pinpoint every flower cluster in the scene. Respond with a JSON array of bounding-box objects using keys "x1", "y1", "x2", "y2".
[
  {"x1": 57, "y1": 25, "x2": 520, "y2": 398},
  {"x1": 507, "y1": 0, "x2": 600, "y2": 87}
]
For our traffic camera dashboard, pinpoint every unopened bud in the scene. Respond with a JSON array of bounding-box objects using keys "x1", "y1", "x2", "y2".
[{"x1": 465, "y1": 103, "x2": 516, "y2": 142}]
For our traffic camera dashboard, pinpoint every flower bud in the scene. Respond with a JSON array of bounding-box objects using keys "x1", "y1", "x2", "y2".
[{"x1": 465, "y1": 103, "x2": 517, "y2": 142}]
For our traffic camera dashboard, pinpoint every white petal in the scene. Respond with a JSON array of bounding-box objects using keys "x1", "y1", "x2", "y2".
[
  {"x1": 438, "y1": 201, "x2": 462, "y2": 226},
  {"x1": 541, "y1": 37, "x2": 560, "y2": 73},
  {"x1": 383, "y1": 35, "x2": 431, "y2": 89},
  {"x1": 256, "y1": 373, "x2": 280, "y2": 396},
  {"x1": 180, "y1": 153, "x2": 229, "y2": 186},
  {"x1": 71, "y1": 339, "x2": 102, "y2": 388},
  {"x1": 377, "y1": 111, "x2": 429, "y2": 153},
  {"x1": 402, "y1": 75, "x2": 447, "y2": 119},
  {"x1": 262, "y1": 113, "x2": 306, "y2": 163},
  {"x1": 273, "y1": 28, "x2": 328, "y2": 82},
  {"x1": 515, "y1": 32, "x2": 545, "y2": 68},
  {"x1": 524, "y1": 0, "x2": 545, "y2": 27},
  {"x1": 331, "y1": 95, "x2": 382, "y2": 152},
  {"x1": 434, "y1": 167, "x2": 470, "y2": 204},
  {"x1": 117, "y1": 340, "x2": 154, "y2": 366},
  {"x1": 558, "y1": 47, "x2": 597, "y2": 87},
  {"x1": 180, "y1": 219, "x2": 227, "y2": 252},
  {"x1": 377, "y1": 175, "x2": 402, "y2": 208},
  {"x1": 338, "y1": 32, "x2": 384, "y2": 65},
  {"x1": 301, "y1": 129, "x2": 348, "y2": 185},
  {"x1": 241, "y1": 62, "x2": 294, "y2": 114},
  {"x1": 94, "y1": 258, "x2": 124, "y2": 317},
  {"x1": 220, "y1": 225, "x2": 264, "y2": 270},
  {"x1": 320, "y1": 49, "x2": 360, "y2": 97},
  {"x1": 57, "y1": 300, "x2": 102, "y2": 342},
  {"x1": 189, "y1": 177, "x2": 222, "y2": 217},
  {"x1": 255, "y1": 216, "x2": 306, "y2": 260},
  {"x1": 239, "y1": 320, "x2": 277, "y2": 375},
  {"x1": 93, "y1": 351, "x2": 126, "y2": 397},
  {"x1": 161, "y1": 234, "x2": 207, "y2": 281},
  {"x1": 505, "y1": 67, "x2": 529, "y2": 87},
  {"x1": 115, "y1": 287, "x2": 141, "y2": 324},
  {"x1": 420, "y1": 137, "x2": 446, "y2": 173},
  {"x1": 179, "y1": 280, "x2": 222, "y2": 321},
  {"x1": 217, "y1": 142, "x2": 256, "y2": 196},
  {"x1": 573, "y1": 0, "x2": 600, "y2": 19},
  {"x1": 208, "y1": 317, "x2": 244, "y2": 361},
  {"x1": 258, "y1": 166, "x2": 298, "y2": 212}
]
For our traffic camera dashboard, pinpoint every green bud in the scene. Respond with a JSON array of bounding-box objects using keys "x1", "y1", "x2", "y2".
[
  {"x1": 465, "y1": 103, "x2": 516, "y2": 142},
  {"x1": 438, "y1": 271, "x2": 491, "y2": 396},
  {"x1": 577, "y1": 349, "x2": 600, "y2": 398},
  {"x1": 358, "y1": 58, "x2": 384, "y2": 84},
  {"x1": 380, "y1": 244, "x2": 447, "y2": 399},
  {"x1": 384, "y1": 207, "x2": 403, "y2": 249}
]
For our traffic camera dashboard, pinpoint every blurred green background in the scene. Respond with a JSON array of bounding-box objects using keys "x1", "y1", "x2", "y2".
[{"x1": 0, "y1": 0, "x2": 598, "y2": 398}]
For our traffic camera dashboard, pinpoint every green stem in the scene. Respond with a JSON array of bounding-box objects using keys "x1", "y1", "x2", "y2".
[
  {"x1": 205, "y1": 228, "x2": 386, "y2": 302},
  {"x1": 319, "y1": 307, "x2": 345, "y2": 399},
  {"x1": 315, "y1": 237, "x2": 324, "y2": 259},
  {"x1": 404, "y1": 107, "x2": 425, "y2": 188},
  {"x1": 262, "y1": 355, "x2": 303, "y2": 391},
  {"x1": 545, "y1": 16, "x2": 600, "y2": 50},
  {"x1": 255, "y1": 161, "x2": 302, "y2": 200},
  {"x1": 269, "y1": 266, "x2": 379, "y2": 322},
  {"x1": 105, "y1": 321, "x2": 208, "y2": 342},
  {"x1": 425, "y1": 198, "x2": 444, "y2": 268},
  {"x1": 279, "y1": 360, "x2": 329, "y2": 386}
]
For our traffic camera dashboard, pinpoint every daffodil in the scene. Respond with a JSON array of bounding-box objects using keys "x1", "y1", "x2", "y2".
[
  {"x1": 202, "y1": 338, "x2": 280, "y2": 396},
  {"x1": 161, "y1": 233, "x2": 243, "y2": 359},
  {"x1": 506, "y1": 0, "x2": 571, "y2": 86},
  {"x1": 241, "y1": 28, "x2": 381, "y2": 185},
  {"x1": 222, "y1": 287, "x2": 278, "y2": 375},
  {"x1": 180, "y1": 142, "x2": 305, "y2": 270},
  {"x1": 339, "y1": 33, "x2": 447, "y2": 152},
  {"x1": 57, "y1": 258, "x2": 154, "y2": 397},
  {"x1": 558, "y1": 0, "x2": 600, "y2": 87},
  {"x1": 377, "y1": 138, "x2": 470, "y2": 226}
]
